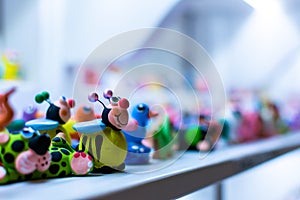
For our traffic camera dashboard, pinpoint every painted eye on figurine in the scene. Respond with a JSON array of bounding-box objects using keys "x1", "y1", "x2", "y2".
[
  {"x1": 137, "y1": 104, "x2": 145, "y2": 112},
  {"x1": 110, "y1": 96, "x2": 120, "y2": 104},
  {"x1": 88, "y1": 93, "x2": 99, "y2": 102},
  {"x1": 83, "y1": 106, "x2": 92, "y2": 114},
  {"x1": 61, "y1": 96, "x2": 67, "y2": 102},
  {"x1": 103, "y1": 89, "x2": 113, "y2": 99},
  {"x1": 21, "y1": 127, "x2": 37, "y2": 139}
]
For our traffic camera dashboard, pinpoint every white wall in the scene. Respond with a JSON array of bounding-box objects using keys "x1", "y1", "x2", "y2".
[
  {"x1": 62, "y1": 0, "x2": 180, "y2": 64},
  {"x1": 2, "y1": 0, "x2": 39, "y2": 82},
  {"x1": 211, "y1": 1, "x2": 300, "y2": 102},
  {"x1": 2, "y1": 0, "x2": 300, "y2": 104},
  {"x1": 0, "y1": 0, "x2": 41, "y2": 115},
  {"x1": 0, "y1": 0, "x2": 180, "y2": 113}
]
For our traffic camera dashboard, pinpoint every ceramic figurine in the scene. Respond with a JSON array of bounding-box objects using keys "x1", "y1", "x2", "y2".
[
  {"x1": 235, "y1": 111, "x2": 264, "y2": 143},
  {"x1": 123, "y1": 103, "x2": 158, "y2": 164},
  {"x1": 73, "y1": 89, "x2": 137, "y2": 173},
  {"x1": 0, "y1": 87, "x2": 49, "y2": 184},
  {"x1": 0, "y1": 129, "x2": 93, "y2": 184},
  {"x1": 290, "y1": 110, "x2": 300, "y2": 131},
  {"x1": 22, "y1": 105, "x2": 44, "y2": 122},
  {"x1": 0, "y1": 88, "x2": 93, "y2": 184},
  {"x1": 151, "y1": 115, "x2": 174, "y2": 159},
  {"x1": 260, "y1": 101, "x2": 289, "y2": 135},
  {"x1": 6, "y1": 105, "x2": 43, "y2": 133},
  {"x1": 0, "y1": 87, "x2": 16, "y2": 132},
  {"x1": 25, "y1": 91, "x2": 75, "y2": 143},
  {"x1": 185, "y1": 115, "x2": 221, "y2": 151},
  {"x1": 1, "y1": 50, "x2": 21, "y2": 80},
  {"x1": 6, "y1": 119, "x2": 26, "y2": 133}
]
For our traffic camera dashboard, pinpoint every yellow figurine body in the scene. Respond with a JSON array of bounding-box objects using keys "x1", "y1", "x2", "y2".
[{"x1": 79, "y1": 127, "x2": 127, "y2": 170}]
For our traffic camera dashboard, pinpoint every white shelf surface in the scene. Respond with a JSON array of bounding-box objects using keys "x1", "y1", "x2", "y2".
[{"x1": 1, "y1": 132, "x2": 300, "y2": 199}]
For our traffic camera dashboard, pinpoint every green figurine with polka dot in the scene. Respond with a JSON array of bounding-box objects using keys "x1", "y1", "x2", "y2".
[
  {"x1": 0, "y1": 130, "x2": 93, "y2": 184},
  {"x1": 0, "y1": 88, "x2": 93, "y2": 184},
  {"x1": 30, "y1": 132, "x2": 94, "y2": 180}
]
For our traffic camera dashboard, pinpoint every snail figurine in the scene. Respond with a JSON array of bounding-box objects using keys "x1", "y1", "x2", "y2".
[{"x1": 73, "y1": 89, "x2": 137, "y2": 173}]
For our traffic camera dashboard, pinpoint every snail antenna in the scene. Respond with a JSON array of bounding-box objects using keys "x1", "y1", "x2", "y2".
[
  {"x1": 97, "y1": 99, "x2": 107, "y2": 109},
  {"x1": 88, "y1": 92, "x2": 107, "y2": 109},
  {"x1": 35, "y1": 91, "x2": 52, "y2": 104},
  {"x1": 103, "y1": 89, "x2": 113, "y2": 104}
]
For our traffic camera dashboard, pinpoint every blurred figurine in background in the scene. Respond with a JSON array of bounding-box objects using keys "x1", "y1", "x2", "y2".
[
  {"x1": 22, "y1": 105, "x2": 44, "y2": 122},
  {"x1": 0, "y1": 88, "x2": 16, "y2": 132},
  {"x1": 6, "y1": 105, "x2": 44, "y2": 133},
  {"x1": 290, "y1": 110, "x2": 300, "y2": 131},
  {"x1": 1, "y1": 50, "x2": 21, "y2": 80},
  {"x1": 123, "y1": 103, "x2": 158, "y2": 164},
  {"x1": 236, "y1": 111, "x2": 265, "y2": 143},
  {"x1": 184, "y1": 114, "x2": 221, "y2": 151},
  {"x1": 260, "y1": 101, "x2": 289, "y2": 135},
  {"x1": 150, "y1": 115, "x2": 174, "y2": 159},
  {"x1": 235, "y1": 100, "x2": 288, "y2": 143}
]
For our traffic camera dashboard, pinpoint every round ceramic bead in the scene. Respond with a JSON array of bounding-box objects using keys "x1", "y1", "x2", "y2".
[
  {"x1": 103, "y1": 89, "x2": 113, "y2": 99},
  {"x1": 88, "y1": 93, "x2": 99, "y2": 102}
]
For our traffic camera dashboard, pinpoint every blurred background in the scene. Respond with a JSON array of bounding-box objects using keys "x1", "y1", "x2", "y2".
[{"x1": 1, "y1": 0, "x2": 300, "y2": 199}]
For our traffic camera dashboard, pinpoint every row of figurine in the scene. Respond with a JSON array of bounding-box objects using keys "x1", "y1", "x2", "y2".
[
  {"x1": 178, "y1": 96, "x2": 294, "y2": 149},
  {"x1": 220, "y1": 96, "x2": 295, "y2": 144},
  {"x1": 0, "y1": 87, "x2": 184, "y2": 184},
  {"x1": 0, "y1": 86, "x2": 296, "y2": 184}
]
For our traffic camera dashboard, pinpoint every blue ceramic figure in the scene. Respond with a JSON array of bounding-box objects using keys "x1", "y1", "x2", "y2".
[{"x1": 123, "y1": 103, "x2": 158, "y2": 164}]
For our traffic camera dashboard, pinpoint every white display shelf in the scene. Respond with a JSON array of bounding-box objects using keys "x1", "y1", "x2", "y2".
[{"x1": 1, "y1": 132, "x2": 300, "y2": 199}]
